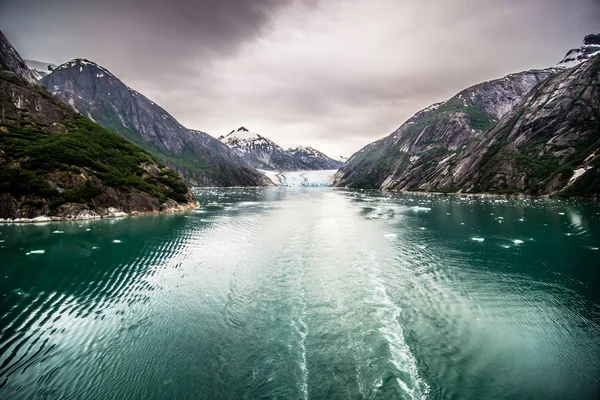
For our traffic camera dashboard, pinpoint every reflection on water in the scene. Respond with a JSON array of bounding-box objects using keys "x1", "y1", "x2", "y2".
[{"x1": 0, "y1": 188, "x2": 599, "y2": 399}]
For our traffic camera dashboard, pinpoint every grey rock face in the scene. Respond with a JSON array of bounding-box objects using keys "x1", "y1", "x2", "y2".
[
  {"x1": 335, "y1": 68, "x2": 558, "y2": 191},
  {"x1": 457, "y1": 55, "x2": 600, "y2": 197},
  {"x1": 41, "y1": 60, "x2": 271, "y2": 187},
  {"x1": 0, "y1": 32, "x2": 39, "y2": 85},
  {"x1": 286, "y1": 146, "x2": 342, "y2": 170}
]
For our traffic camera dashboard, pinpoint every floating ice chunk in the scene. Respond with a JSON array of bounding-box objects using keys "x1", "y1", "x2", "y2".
[
  {"x1": 471, "y1": 237, "x2": 485, "y2": 242},
  {"x1": 590, "y1": 247, "x2": 599, "y2": 251},
  {"x1": 29, "y1": 250, "x2": 45, "y2": 254},
  {"x1": 419, "y1": 227, "x2": 426, "y2": 230},
  {"x1": 92, "y1": 246, "x2": 99, "y2": 250},
  {"x1": 501, "y1": 245, "x2": 510, "y2": 249},
  {"x1": 460, "y1": 222, "x2": 465, "y2": 225},
  {"x1": 86, "y1": 228, "x2": 91, "y2": 231},
  {"x1": 52, "y1": 230, "x2": 64, "y2": 234},
  {"x1": 558, "y1": 212, "x2": 565, "y2": 215},
  {"x1": 565, "y1": 233, "x2": 573, "y2": 236},
  {"x1": 0, "y1": 240, "x2": 4, "y2": 243},
  {"x1": 112, "y1": 240, "x2": 122, "y2": 243},
  {"x1": 412, "y1": 206, "x2": 431, "y2": 212},
  {"x1": 513, "y1": 239, "x2": 524, "y2": 244},
  {"x1": 518, "y1": 218, "x2": 524, "y2": 222},
  {"x1": 384, "y1": 233, "x2": 397, "y2": 238}
]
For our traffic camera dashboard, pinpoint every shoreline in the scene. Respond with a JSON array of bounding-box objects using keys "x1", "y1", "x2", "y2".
[
  {"x1": 0, "y1": 201, "x2": 200, "y2": 224},
  {"x1": 332, "y1": 187, "x2": 599, "y2": 201}
]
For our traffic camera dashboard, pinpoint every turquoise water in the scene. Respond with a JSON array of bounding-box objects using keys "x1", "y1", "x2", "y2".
[{"x1": 0, "y1": 188, "x2": 599, "y2": 399}]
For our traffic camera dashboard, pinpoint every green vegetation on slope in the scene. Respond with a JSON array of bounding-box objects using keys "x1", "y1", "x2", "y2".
[{"x1": 0, "y1": 116, "x2": 189, "y2": 209}]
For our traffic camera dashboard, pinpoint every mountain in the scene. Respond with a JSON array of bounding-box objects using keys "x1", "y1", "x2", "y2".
[
  {"x1": 558, "y1": 33, "x2": 600, "y2": 68},
  {"x1": 220, "y1": 127, "x2": 309, "y2": 171},
  {"x1": 40, "y1": 59, "x2": 271, "y2": 187},
  {"x1": 336, "y1": 35, "x2": 599, "y2": 197},
  {"x1": 0, "y1": 31, "x2": 197, "y2": 221},
  {"x1": 286, "y1": 146, "x2": 342, "y2": 170},
  {"x1": 334, "y1": 67, "x2": 558, "y2": 190},
  {"x1": 24, "y1": 59, "x2": 58, "y2": 80},
  {"x1": 457, "y1": 55, "x2": 600, "y2": 197}
]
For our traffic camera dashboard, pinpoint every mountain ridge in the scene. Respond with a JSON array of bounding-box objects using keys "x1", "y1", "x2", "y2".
[
  {"x1": 335, "y1": 34, "x2": 599, "y2": 198},
  {"x1": 41, "y1": 59, "x2": 272, "y2": 187}
]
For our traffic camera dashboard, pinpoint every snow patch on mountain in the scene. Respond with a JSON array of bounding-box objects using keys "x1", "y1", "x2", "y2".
[{"x1": 558, "y1": 33, "x2": 600, "y2": 68}]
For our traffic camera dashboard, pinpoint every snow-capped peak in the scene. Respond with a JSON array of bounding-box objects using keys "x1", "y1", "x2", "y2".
[
  {"x1": 558, "y1": 33, "x2": 600, "y2": 68},
  {"x1": 224, "y1": 126, "x2": 263, "y2": 142},
  {"x1": 220, "y1": 127, "x2": 282, "y2": 155},
  {"x1": 54, "y1": 58, "x2": 115, "y2": 78}
]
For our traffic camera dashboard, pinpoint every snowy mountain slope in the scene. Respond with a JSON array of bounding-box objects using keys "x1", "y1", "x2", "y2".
[
  {"x1": 286, "y1": 146, "x2": 342, "y2": 170},
  {"x1": 220, "y1": 127, "x2": 309, "y2": 171},
  {"x1": 558, "y1": 33, "x2": 600, "y2": 68},
  {"x1": 24, "y1": 59, "x2": 58, "y2": 80}
]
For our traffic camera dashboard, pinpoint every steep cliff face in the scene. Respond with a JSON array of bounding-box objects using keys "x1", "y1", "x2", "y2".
[
  {"x1": 335, "y1": 68, "x2": 558, "y2": 190},
  {"x1": 458, "y1": 55, "x2": 600, "y2": 196},
  {"x1": 0, "y1": 32, "x2": 38, "y2": 85},
  {"x1": 286, "y1": 146, "x2": 342, "y2": 170},
  {"x1": 0, "y1": 31, "x2": 198, "y2": 221},
  {"x1": 41, "y1": 59, "x2": 271, "y2": 187},
  {"x1": 220, "y1": 127, "x2": 309, "y2": 171}
]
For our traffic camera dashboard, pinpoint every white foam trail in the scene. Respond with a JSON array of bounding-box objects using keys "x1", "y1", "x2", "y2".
[
  {"x1": 513, "y1": 239, "x2": 524, "y2": 245},
  {"x1": 28, "y1": 250, "x2": 45, "y2": 254},
  {"x1": 471, "y1": 237, "x2": 485, "y2": 242},
  {"x1": 112, "y1": 240, "x2": 122, "y2": 244},
  {"x1": 52, "y1": 230, "x2": 64, "y2": 234}
]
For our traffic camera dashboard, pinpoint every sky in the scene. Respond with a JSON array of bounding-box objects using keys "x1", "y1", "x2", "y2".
[{"x1": 1, "y1": 0, "x2": 599, "y2": 158}]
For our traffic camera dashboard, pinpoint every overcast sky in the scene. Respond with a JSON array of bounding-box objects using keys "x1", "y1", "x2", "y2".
[{"x1": 1, "y1": 0, "x2": 598, "y2": 157}]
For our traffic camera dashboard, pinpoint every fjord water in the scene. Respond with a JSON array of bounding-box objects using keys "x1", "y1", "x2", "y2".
[{"x1": 1, "y1": 189, "x2": 599, "y2": 399}]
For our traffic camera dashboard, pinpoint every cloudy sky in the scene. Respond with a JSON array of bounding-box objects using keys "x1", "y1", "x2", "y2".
[{"x1": 1, "y1": 0, "x2": 598, "y2": 157}]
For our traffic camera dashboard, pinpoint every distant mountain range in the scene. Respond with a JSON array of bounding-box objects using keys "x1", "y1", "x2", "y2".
[
  {"x1": 335, "y1": 33, "x2": 600, "y2": 197},
  {"x1": 220, "y1": 127, "x2": 341, "y2": 171}
]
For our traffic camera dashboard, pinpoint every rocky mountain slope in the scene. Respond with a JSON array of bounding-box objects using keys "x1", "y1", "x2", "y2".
[
  {"x1": 558, "y1": 33, "x2": 600, "y2": 68},
  {"x1": 0, "y1": 31, "x2": 198, "y2": 221},
  {"x1": 41, "y1": 59, "x2": 271, "y2": 187},
  {"x1": 24, "y1": 59, "x2": 57, "y2": 80},
  {"x1": 336, "y1": 34, "x2": 600, "y2": 197},
  {"x1": 286, "y1": 146, "x2": 342, "y2": 170},
  {"x1": 457, "y1": 55, "x2": 600, "y2": 197},
  {"x1": 334, "y1": 68, "x2": 558, "y2": 190},
  {"x1": 220, "y1": 127, "x2": 309, "y2": 171}
]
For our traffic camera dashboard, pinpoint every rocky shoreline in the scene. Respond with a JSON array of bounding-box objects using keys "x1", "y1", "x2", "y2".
[{"x1": 0, "y1": 199, "x2": 199, "y2": 223}]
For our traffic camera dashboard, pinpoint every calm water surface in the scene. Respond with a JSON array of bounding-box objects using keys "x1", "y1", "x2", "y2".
[{"x1": 1, "y1": 188, "x2": 599, "y2": 399}]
